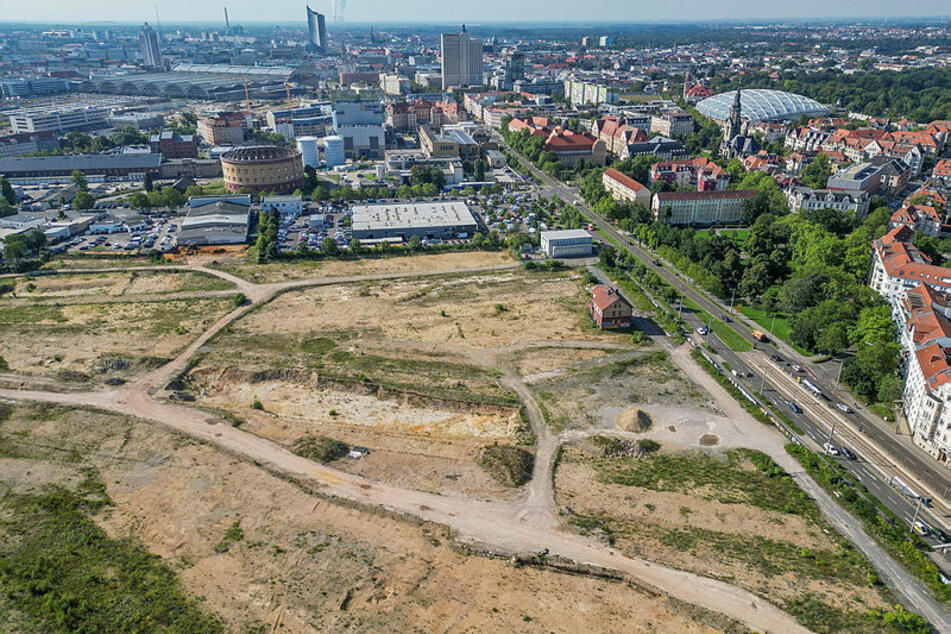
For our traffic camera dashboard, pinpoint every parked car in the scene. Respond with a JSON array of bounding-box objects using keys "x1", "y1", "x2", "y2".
[
  {"x1": 823, "y1": 442, "x2": 840, "y2": 456},
  {"x1": 835, "y1": 403, "x2": 853, "y2": 413},
  {"x1": 787, "y1": 401, "x2": 802, "y2": 414},
  {"x1": 696, "y1": 326, "x2": 709, "y2": 336},
  {"x1": 840, "y1": 447, "x2": 857, "y2": 461}
]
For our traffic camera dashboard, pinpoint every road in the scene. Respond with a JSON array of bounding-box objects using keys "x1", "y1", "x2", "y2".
[{"x1": 501, "y1": 136, "x2": 951, "y2": 526}]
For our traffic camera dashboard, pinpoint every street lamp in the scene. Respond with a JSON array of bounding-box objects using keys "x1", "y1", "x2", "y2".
[
  {"x1": 835, "y1": 357, "x2": 844, "y2": 390},
  {"x1": 826, "y1": 420, "x2": 836, "y2": 446},
  {"x1": 911, "y1": 495, "x2": 925, "y2": 532},
  {"x1": 729, "y1": 286, "x2": 737, "y2": 315}
]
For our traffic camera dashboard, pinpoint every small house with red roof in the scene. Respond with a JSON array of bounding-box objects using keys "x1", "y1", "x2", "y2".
[{"x1": 589, "y1": 284, "x2": 633, "y2": 330}]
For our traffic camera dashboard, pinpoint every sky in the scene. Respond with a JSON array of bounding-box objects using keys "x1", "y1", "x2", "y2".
[{"x1": 2, "y1": 0, "x2": 948, "y2": 24}]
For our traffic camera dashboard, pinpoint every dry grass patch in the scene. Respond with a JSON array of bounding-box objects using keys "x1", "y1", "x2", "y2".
[
  {"x1": 0, "y1": 403, "x2": 719, "y2": 634},
  {"x1": 0, "y1": 297, "x2": 233, "y2": 381},
  {"x1": 555, "y1": 442, "x2": 898, "y2": 633},
  {"x1": 533, "y1": 350, "x2": 717, "y2": 433},
  {"x1": 205, "y1": 250, "x2": 513, "y2": 284},
  {"x1": 10, "y1": 270, "x2": 233, "y2": 298}
]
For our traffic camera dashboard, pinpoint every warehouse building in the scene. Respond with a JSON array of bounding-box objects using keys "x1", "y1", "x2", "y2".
[
  {"x1": 177, "y1": 198, "x2": 252, "y2": 246},
  {"x1": 0, "y1": 153, "x2": 162, "y2": 184},
  {"x1": 351, "y1": 201, "x2": 478, "y2": 242},
  {"x1": 540, "y1": 229, "x2": 593, "y2": 258}
]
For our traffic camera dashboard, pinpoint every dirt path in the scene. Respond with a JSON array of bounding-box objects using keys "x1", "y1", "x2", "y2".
[{"x1": 0, "y1": 384, "x2": 808, "y2": 634}]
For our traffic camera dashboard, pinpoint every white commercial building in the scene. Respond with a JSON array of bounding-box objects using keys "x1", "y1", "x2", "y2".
[
  {"x1": 323, "y1": 135, "x2": 345, "y2": 167},
  {"x1": 351, "y1": 201, "x2": 478, "y2": 241},
  {"x1": 297, "y1": 136, "x2": 319, "y2": 169},
  {"x1": 540, "y1": 229, "x2": 593, "y2": 258}
]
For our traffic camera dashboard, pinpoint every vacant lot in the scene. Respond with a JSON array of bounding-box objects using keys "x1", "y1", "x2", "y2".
[
  {"x1": 0, "y1": 403, "x2": 722, "y2": 634},
  {"x1": 556, "y1": 440, "x2": 902, "y2": 634},
  {"x1": 0, "y1": 297, "x2": 233, "y2": 382},
  {"x1": 532, "y1": 350, "x2": 717, "y2": 433},
  {"x1": 206, "y1": 250, "x2": 514, "y2": 284},
  {"x1": 9, "y1": 270, "x2": 233, "y2": 298}
]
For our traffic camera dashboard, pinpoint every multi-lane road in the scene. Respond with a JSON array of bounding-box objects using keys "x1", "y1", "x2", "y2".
[{"x1": 500, "y1": 136, "x2": 951, "y2": 544}]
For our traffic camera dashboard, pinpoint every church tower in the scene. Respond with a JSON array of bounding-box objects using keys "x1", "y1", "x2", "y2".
[{"x1": 725, "y1": 89, "x2": 742, "y2": 140}]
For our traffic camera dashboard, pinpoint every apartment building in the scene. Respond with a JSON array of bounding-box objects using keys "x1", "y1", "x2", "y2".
[
  {"x1": 649, "y1": 157, "x2": 729, "y2": 191},
  {"x1": 651, "y1": 189, "x2": 756, "y2": 225},
  {"x1": 602, "y1": 168, "x2": 651, "y2": 207}
]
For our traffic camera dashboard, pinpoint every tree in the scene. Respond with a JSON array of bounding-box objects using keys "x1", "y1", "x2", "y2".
[
  {"x1": 129, "y1": 192, "x2": 149, "y2": 209},
  {"x1": 0, "y1": 177, "x2": 15, "y2": 206},
  {"x1": 409, "y1": 164, "x2": 446, "y2": 190},
  {"x1": 72, "y1": 191, "x2": 94, "y2": 210},
  {"x1": 311, "y1": 185, "x2": 330, "y2": 202},
  {"x1": 800, "y1": 153, "x2": 833, "y2": 189},
  {"x1": 160, "y1": 186, "x2": 184, "y2": 208},
  {"x1": 70, "y1": 170, "x2": 88, "y2": 192},
  {"x1": 321, "y1": 237, "x2": 339, "y2": 256},
  {"x1": 144, "y1": 172, "x2": 154, "y2": 192},
  {"x1": 407, "y1": 235, "x2": 423, "y2": 251},
  {"x1": 474, "y1": 159, "x2": 486, "y2": 181}
]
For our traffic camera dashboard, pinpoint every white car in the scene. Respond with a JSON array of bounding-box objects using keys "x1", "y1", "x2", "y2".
[
  {"x1": 696, "y1": 326, "x2": 709, "y2": 336},
  {"x1": 823, "y1": 443, "x2": 840, "y2": 456},
  {"x1": 835, "y1": 403, "x2": 853, "y2": 413}
]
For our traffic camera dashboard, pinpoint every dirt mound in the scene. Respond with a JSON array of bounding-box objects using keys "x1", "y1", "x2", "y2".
[
  {"x1": 699, "y1": 434, "x2": 719, "y2": 446},
  {"x1": 291, "y1": 434, "x2": 350, "y2": 463},
  {"x1": 476, "y1": 444, "x2": 534, "y2": 487},
  {"x1": 615, "y1": 408, "x2": 653, "y2": 432}
]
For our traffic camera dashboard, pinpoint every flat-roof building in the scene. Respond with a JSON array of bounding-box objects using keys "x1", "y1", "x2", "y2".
[
  {"x1": 651, "y1": 189, "x2": 757, "y2": 226},
  {"x1": 540, "y1": 229, "x2": 593, "y2": 258},
  {"x1": 351, "y1": 201, "x2": 478, "y2": 241},
  {"x1": 178, "y1": 199, "x2": 252, "y2": 246}
]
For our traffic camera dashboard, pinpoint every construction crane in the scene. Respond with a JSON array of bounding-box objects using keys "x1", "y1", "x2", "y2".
[
  {"x1": 242, "y1": 80, "x2": 252, "y2": 114},
  {"x1": 284, "y1": 81, "x2": 293, "y2": 107}
]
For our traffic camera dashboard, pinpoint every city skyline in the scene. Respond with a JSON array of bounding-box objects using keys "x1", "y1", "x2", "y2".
[{"x1": 1, "y1": 0, "x2": 949, "y2": 24}]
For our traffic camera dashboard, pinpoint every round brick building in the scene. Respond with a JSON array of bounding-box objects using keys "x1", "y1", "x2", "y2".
[{"x1": 220, "y1": 145, "x2": 304, "y2": 193}]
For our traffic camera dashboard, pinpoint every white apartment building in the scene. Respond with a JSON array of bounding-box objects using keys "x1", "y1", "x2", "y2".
[{"x1": 651, "y1": 190, "x2": 756, "y2": 225}]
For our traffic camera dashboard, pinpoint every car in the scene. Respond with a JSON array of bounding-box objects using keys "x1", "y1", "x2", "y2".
[
  {"x1": 835, "y1": 403, "x2": 853, "y2": 413},
  {"x1": 840, "y1": 446, "x2": 857, "y2": 461},
  {"x1": 791, "y1": 364, "x2": 803, "y2": 373},
  {"x1": 823, "y1": 443, "x2": 840, "y2": 456},
  {"x1": 770, "y1": 354, "x2": 784, "y2": 363},
  {"x1": 721, "y1": 314, "x2": 733, "y2": 323},
  {"x1": 696, "y1": 326, "x2": 709, "y2": 336},
  {"x1": 787, "y1": 401, "x2": 802, "y2": 414},
  {"x1": 913, "y1": 521, "x2": 930, "y2": 537},
  {"x1": 930, "y1": 526, "x2": 949, "y2": 542}
]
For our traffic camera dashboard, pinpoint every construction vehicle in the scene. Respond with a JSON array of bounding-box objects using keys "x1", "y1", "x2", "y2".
[{"x1": 751, "y1": 329, "x2": 768, "y2": 342}]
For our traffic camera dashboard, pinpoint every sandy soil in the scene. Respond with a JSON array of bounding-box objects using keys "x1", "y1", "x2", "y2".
[
  {"x1": 205, "y1": 250, "x2": 514, "y2": 284},
  {"x1": 10, "y1": 270, "x2": 233, "y2": 298},
  {"x1": 533, "y1": 352, "x2": 718, "y2": 433},
  {"x1": 0, "y1": 404, "x2": 720, "y2": 634},
  {"x1": 0, "y1": 297, "x2": 233, "y2": 380},
  {"x1": 513, "y1": 346, "x2": 611, "y2": 376},
  {"x1": 555, "y1": 445, "x2": 888, "y2": 614},
  {"x1": 234, "y1": 270, "x2": 606, "y2": 350}
]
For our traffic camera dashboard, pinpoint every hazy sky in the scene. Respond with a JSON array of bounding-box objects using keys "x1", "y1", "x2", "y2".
[{"x1": 2, "y1": 0, "x2": 948, "y2": 24}]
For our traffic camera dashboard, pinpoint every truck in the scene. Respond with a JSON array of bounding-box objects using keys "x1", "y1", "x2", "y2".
[{"x1": 751, "y1": 329, "x2": 768, "y2": 342}]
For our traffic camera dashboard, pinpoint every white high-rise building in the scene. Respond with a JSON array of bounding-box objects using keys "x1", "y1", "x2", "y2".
[
  {"x1": 297, "y1": 137, "x2": 319, "y2": 169},
  {"x1": 440, "y1": 26, "x2": 483, "y2": 90},
  {"x1": 323, "y1": 136, "x2": 345, "y2": 168},
  {"x1": 139, "y1": 23, "x2": 162, "y2": 68}
]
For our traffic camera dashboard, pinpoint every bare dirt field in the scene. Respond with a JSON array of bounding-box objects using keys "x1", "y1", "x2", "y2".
[
  {"x1": 532, "y1": 350, "x2": 718, "y2": 433},
  {"x1": 8, "y1": 270, "x2": 233, "y2": 298},
  {"x1": 511, "y1": 346, "x2": 612, "y2": 377},
  {"x1": 0, "y1": 403, "x2": 725, "y2": 634},
  {"x1": 233, "y1": 268, "x2": 605, "y2": 349},
  {"x1": 203, "y1": 250, "x2": 514, "y2": 284},
  {"x1": 0, "y1": 297, "x2": 233, "y2": 382},
  {"x1": 555, "y1": 439, "x2": 894, "y2": 633}
]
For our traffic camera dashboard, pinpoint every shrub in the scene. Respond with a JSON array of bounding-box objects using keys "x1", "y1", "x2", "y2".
[
  {"x1": 251, "y1": 399, "x2": 263, "y2": 410},
  {"x1": 476, "y1": 444, "x2": 535, "y2": 486},
  {"x1": 292, "y1": 434, "x2": 349, "y2": 463}
]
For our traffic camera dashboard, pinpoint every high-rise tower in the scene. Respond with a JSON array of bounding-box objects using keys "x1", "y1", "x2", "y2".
[
  {"x1": 306, "y1": 6, "x2": 328, "y2": 53},
  {"x1": 139, "y1": 22, "x2": 162, "y2": 68},
  {"x1": 440, "y1": 26, "x2": 483, "y2": 90}
]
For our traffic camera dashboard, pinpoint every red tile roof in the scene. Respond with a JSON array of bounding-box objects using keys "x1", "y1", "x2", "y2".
[
  {"x1": 603, "y1": 167, "x2": 646, "y2": 192},
  {"x1": 591, "y1": 284, "x2": 631, "y2": 311},
  {"x1": 654, "y1": 189, "x2": 757, "y2": 202}
]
